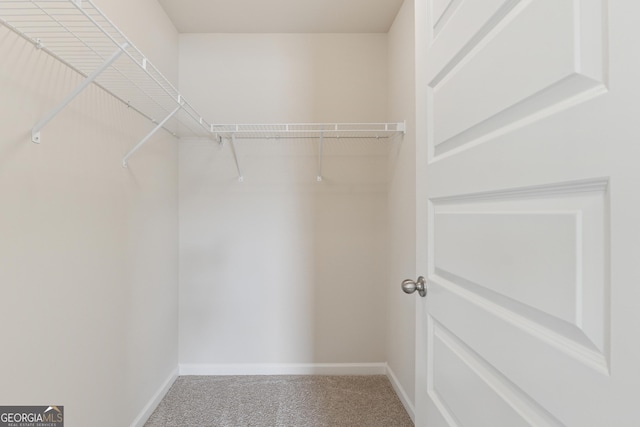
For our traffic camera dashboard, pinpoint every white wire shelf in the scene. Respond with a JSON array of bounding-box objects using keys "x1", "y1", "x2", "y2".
[
  {"x1": 0, "y1": 0, "x2": 212, "y2": 165},
  {"x1": 210, "y1": 122, "x2": 406, "y2": 140},
  {"x1": 210, "y1": 122, "x2": 405, "y2": 183},
  {"x1": 0, "y1": 0, "x2": 405, "y2": 177}
]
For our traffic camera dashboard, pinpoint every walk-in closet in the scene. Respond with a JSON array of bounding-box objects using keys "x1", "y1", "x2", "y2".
[
  {"x1": 0, "y1": 0, "x2": 415, "y2": 425},
  {"x1": 4, "y1": 1, "x2": 640, "y2": 426}
]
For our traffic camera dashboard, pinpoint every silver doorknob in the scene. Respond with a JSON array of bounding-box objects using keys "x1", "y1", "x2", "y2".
[{"x1": 401, "y1": 276, "x2": 427, "y2": 297}]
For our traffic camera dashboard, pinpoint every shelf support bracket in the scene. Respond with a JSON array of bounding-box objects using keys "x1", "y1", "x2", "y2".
[
  {"x1": 230, "y1": 133, "x2": 244, "y2": 182},
  {"x1": 317, "y1": 130, "x2": 324, "y2": 182},
  {"x1": 31, "y1": 43, "x2": 129, "y2": 144},
  {"x1": 122, "y1": 103, "x2": 182, "y2": 167}
]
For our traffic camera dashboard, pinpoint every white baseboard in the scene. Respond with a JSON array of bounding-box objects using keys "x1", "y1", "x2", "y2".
[
  {"x1": 179, "y1": 363, "x2": 387, "y2": 376},
  {"x1": 130, "y1": 367, "x2": 178, "y2": 427},
  {"x1": 385, "y1": 363, "x2": 415, "y2": 423}
]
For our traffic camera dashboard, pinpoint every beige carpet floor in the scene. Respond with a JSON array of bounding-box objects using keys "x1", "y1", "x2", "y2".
[{"x1": 145, "y1": 375, "x2": 414, "y2": 427}]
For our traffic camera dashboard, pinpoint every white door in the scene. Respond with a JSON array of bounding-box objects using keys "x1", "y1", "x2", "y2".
[{"x1": 410, "y1": 0, "x2": 640, "y2": 425}]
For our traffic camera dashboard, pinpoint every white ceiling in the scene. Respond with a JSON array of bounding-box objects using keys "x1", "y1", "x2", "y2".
[{"x1": 157, "y1": 0, "x2": 405, "y2": 33}]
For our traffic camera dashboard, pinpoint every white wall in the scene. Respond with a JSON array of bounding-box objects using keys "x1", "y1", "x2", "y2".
[
  {"x1": 0, "y1": 1, "x2": 179, "y2": 425},
  {"x1": 178, "y1": 33, "x2": 388, "y2": 123},
  {"x1": 0, "y1": 0, "x2": 417, "y2": 422},
  {"x1": 387, "y1": 0, "x2": 417, "y2": 413},
  {"x1": 178, "y1": 34, "x2": 390, "y2": 368}
]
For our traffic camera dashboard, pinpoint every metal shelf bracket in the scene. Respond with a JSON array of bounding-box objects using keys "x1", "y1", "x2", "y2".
[
  {"x1": 1, "y1": 2, "x2": 409, "y2": 176},
  {"x1": 317, "y1": 130, "x2": 324, "y2": 182},
  {"x1": 229, "y1": 133, "x2": 244, "y2": 182},
  {"x1": 122, "y1": 103, "x2": 183, "y2": 167},
  {"x1": 31, "y1": 43, "x2": 128, "y2": 144}
]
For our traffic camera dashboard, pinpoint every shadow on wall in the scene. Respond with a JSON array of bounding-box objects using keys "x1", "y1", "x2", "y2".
[
  {"x1": 178, "y1": 138, "x2": 389, "y2": 366},
  {"x1": 0, "y1": 26, "x2": 180, "y2": 426}
]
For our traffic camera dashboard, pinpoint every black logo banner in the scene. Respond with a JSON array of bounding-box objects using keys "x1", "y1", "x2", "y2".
[{"x1": 0, "y1": 406, "x2": 63, "y2": 427}]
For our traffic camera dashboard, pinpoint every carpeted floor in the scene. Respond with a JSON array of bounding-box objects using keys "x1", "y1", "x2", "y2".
[{"x1": 144, "y1": 375, "x2": 414, "y2": 427}]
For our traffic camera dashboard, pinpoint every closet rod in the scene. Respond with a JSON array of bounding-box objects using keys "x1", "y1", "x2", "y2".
[
  {"x1": 209, "y1": 122, "x2": 407, "y2": 141},
  {"x1": 217, "y1": 135, "x2": 398, "y2": 140},
  {"x1": 211, "y1": 123, "x2": 405, "y2": 132}
]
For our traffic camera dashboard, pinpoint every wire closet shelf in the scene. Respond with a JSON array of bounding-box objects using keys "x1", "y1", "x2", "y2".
[{"x1": 0, "y1": 0, "x2": 405, "y2": 170}]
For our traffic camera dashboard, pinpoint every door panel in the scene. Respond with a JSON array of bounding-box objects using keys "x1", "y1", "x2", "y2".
[
  {"x1": 430, "y1": 318, "x2": 564, "y2": 427},
  {"x1": 430, "y1": 0, "x2": 455, "y2": 32},
  {"x1": 427, "y1": 0, "x2": 606, "y2": 159},
  {"x1": 415, "y1": 0, "x2": 640, "y2": 426},
  {"x1": 431, "y1": 180, "x2": 608, "y2": 357},
  {"x1": 436, "y1": 212, "x2": 579, "y2": 323},
  {"x1": 429, "y1": 0, "x2": 519, "y2": 66},
  {"x1": 426, "y1": 283, "x2": 612, "y2": 422}
]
